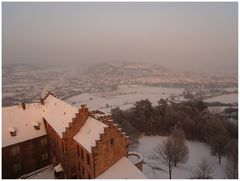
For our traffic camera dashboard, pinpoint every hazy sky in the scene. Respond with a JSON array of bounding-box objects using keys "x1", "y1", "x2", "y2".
[{"x1": 2, "y1": 2, "x2": 238, "y2": 72}]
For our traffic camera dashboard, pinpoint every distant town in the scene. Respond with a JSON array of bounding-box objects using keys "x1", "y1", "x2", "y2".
[{"x1": 2, "y1": 62, "x2": 238, "y2": 107}]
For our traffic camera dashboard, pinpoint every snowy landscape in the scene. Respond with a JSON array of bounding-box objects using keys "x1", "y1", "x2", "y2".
[
  {"x1": 2, "y1": 62, "x2": 238, "y2": 179},
  {"x1": 65, "y1": 85, "x2": 184, "y2": 112},
  {"x1": 3, "y1": 2, "x2": 238, "y2": 179},
  {"x1": 135, "y1": 136, "x2": 226, "y2": 179},
  {"x1": 2, "y1": 62, "x2": 237, "y2": 108}
]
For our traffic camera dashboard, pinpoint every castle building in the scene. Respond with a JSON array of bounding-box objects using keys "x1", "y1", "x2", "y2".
[{"x1": 2, "y1": 92, "x2": 145, "y2": 179}]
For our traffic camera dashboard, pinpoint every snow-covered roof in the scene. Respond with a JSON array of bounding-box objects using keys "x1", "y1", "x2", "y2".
[
  {"x1": 2, "y1": 103, "x2": 47, "y2": 147},
  {"x1": 43, "y1": 95, "x2": 79, "y2": 138},
  {"x1": 97, "y1": 157, "x2": 146, "y2": 179},
  {"x1": 73, "y1": 116, "x2": 108, "y2": 153}
]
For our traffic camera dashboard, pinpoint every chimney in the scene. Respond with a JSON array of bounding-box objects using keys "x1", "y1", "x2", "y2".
[
  {"x1": 32, "y1": 122, "x2": 41, "y2": 130},
  {"x1": 40, "y1": 98, "x2": 44, "y2": 105},
  {"x1": 81, "y1": 104, "x2": 88, "y2": 112},
  {"x1": 22, "y1": 102, "x2": 26, "y2": 110},
  {"x1": 9, "y1": 127, "x2": 17, "y2": 137}
]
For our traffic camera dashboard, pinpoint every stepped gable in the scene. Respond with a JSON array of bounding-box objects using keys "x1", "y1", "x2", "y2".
[
  {"x1": 62, "y1": 104, "x2": 91, "y2": 139},
  {"x1": 73, "y1": 116, "x2": 108, "y2": 153},
  {"x1": 42, "y1": 95, "x2": 79, "y2": 138},
  {"x1": 2, "y1": 103, "x2": 47, "y2": 147},
  {"x1": 91, "y1": 110, "x2": 129, "y2": 141},
  {"x1": 89, "y1": 110, "x2": 130, "y2": 177}
]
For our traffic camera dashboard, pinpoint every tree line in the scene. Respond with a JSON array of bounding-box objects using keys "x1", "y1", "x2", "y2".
[{"x1": 111, "y1": 99, "x2": 238, "y2": 178}]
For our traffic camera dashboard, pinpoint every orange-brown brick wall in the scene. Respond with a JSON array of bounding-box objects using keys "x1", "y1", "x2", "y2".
[
  {"x1": 74, "y1": 141, "x2": 95, "y2": 178},
  {"x1": 93, "y1": 122, "x2": 129, "y2": 177},
  {"x1": 63, "y1": 106, "x2": 90, "y2": 139}
]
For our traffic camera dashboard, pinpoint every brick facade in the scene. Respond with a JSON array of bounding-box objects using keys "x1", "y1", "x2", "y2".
[{"x1": 2, "y1": 135, "x2": 50, "y2": 178}]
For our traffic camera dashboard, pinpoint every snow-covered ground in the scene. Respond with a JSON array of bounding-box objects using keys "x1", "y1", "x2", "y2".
[
  {"x1": 205, "y1": 93, "x2": 238, "y2": 104},
  {"x1": 66, "y1": 85, "x2": 184, "y2": 111},
  {"x1": 135, "y1": 136, "x2": 226, "y2": 179}
]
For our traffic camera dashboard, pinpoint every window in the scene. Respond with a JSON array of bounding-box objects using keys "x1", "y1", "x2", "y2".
[
  {"x1": 41, "y1": 153, "x2": 49, "y2": 161},
  {"x1": 82, "y1": 167, "x2": 85, "y2": 177},
  {"x1": 110, "y1": 138, "x2": 114, "y2": 145},
  {"x1": 40, "y1": 137, "x2": 48, "y2": 146},
  {"x1": 78, "y1": 161, "x2": 81, "y2": 170},
  {"x1": 87, "y1": 154, "x2": 90, "y2": 165},
  {"x1": 77, "y1": 146, "x2": 80, "y2": 157},
  {"x1": 10, "y1": 146, "x2": 20, "y2": 156},
  {"x1": 62, "y1": 143, "x2": 65, "y2": 153},
  {"x1": 12, "y1": 163, "x2": 21, "y2": 173},
  {"x1": 81, "y1": 148, "x2": 84, "y2": 161}
]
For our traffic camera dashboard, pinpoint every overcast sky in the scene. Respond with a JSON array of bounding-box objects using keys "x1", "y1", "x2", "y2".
[{"x1": 2, "y1": 2, "x2": 238, "y2": 72}]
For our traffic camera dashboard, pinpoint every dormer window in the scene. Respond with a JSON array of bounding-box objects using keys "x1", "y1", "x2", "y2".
[
  {"x1": 32, "y1": 122, "x2": 41, "y2": 130},
  {"x1": 9, "y1": 127, "x2": 16, "y2": 137}
]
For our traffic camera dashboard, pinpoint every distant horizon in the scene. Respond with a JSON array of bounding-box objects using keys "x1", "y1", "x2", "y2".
[{"x1": 2, "y1": 60, "x2": 238, "y2": 74}]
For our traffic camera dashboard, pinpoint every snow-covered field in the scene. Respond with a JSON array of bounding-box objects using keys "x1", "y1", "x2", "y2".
[
  {"x1": 66, "y1": 85, "x2": 184, "y2": 111},
  {"x1": 135, "y1": 136, "x2": 226, "y2": 179},
  {"x1": 205, "y1": 93, "x2": 238, "y2": 104}
]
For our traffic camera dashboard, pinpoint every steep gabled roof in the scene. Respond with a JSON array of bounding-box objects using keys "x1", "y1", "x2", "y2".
[
  {"x1": 43, "y1": 95, "x2": 78, "y2": 138},
  {"x1": 73, "y1": 116, "x2": 108, "y2": 153},
  {"x1": 2, "y1": 103, "x2": 47, "y2": 147},
  {"x1": 97, "y1": 157, "x2": 146, "y2": 179}
]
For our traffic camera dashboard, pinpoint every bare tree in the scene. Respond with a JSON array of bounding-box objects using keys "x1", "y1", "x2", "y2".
[
  {"x1": 149, "y1": 129, "x2": 189, "y2": 179},
  {"x1": 209, "y1": 134, "x2": 229, "y2": 164},
  {"x1": 192, "y1": 158, "x2": 214, "y2": 179},
  {"x1": 225, "y1": 139, "x2": 238, "y2": 179},
  {"x1": 170, "y1": 128, "x2": 189, "y2": 166},
  {"x1": 150, "y1": 140, "x2": 175, "y2": 179}
]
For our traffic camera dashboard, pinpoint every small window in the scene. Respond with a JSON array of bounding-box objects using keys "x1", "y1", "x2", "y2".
[
  {"x1": 87, "y1": 154, "x2": 90, "y2": 165},
  {"x1": 41, "y1": 153, "x2": 48, "y2": 161},
  {"x1": 40, "y1": 137, "x2": 48, "y2": 146},
  {"x1": 62, "y1": 143, "x2": 65, "y2": 153},
  {"x1": 10, "y1": 146, "x2": 20, "y2": 156},
  {"x1": 12, "y1": 163, "x2": 21, "y2": 173},
  {"x1": 77, "y1": 146, "x2": 80, "y2": 157},
  {"x1": 81, "y1": 148, "x2": 84, "y2": 161},
  {"x1": 82, "y1": 167, "x2": 85, "y2": 177},
  {"x1": 110, "y1": 138, "x2": 114, "y2": 145}
]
